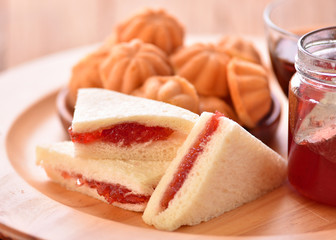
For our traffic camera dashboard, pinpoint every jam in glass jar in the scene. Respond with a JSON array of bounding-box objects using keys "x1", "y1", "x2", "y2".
[{"x1": 288, "y1": 27, "x2": 336, "y2": 206}]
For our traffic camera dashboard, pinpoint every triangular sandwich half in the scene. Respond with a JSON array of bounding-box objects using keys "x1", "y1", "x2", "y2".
[
  {"x1": 69, "y1": 88, "x2": 199, "y2": 161},
  {"x1": 36, "y1": 141, "x2": 169, "y2": 212},
  {"x1": 143, "y1": 112, "x2": 287, "y2": 230}
]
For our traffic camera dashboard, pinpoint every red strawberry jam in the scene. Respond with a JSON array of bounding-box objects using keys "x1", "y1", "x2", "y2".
[
  {"x1": 160, "y1": 112, "x2": 223, "y2": 210},
  {"x1": 69, "y1": 122, "x2": 174, "y2": 147},
  {"x1": 288, "y1": 89, "x2": 336, "y2": 206},
  {"x1": 61, "y1": 171, "x2": 149, "y2": 204}
]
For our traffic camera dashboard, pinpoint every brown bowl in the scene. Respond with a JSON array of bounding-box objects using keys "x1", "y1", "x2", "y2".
[{"x1": 56, "y1": 88, "x2": 281, "y2": 144}]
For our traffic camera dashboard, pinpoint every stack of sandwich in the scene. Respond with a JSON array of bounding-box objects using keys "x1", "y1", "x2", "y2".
[{"x1": 36, "y1": 88, "x2": 286, "y2": 231}]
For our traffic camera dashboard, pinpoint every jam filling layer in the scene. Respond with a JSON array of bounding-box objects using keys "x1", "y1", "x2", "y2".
[
  {"x1": 69, "y1": 122, "x2": 174, "y2": 147},
  {"x1": 61, "y1": 171, "x2": 149, "y2": 204},
  {"x1": 160, "y1": 112, "x2": 223, "y2": 210}
]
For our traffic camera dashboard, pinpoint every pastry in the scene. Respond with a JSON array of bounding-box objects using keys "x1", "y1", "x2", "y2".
[
  {"x1": 68, "y1": 48, "x2": 108, "y2": 107},
  {"x1": 227, "y1": 57, "x2": 272, "y2": 128},
  {"x1": 170, "y1": 43, "x2": 231, "y2": 98},
  {"x1": 115, "y1": 8, "x2": 184, "y2": 55},
  {"x1": 218, "y1": 35, "x2": 262, "y2": 64},
  {"x1": 132, "y1": 75, "x2": 199, "y2": 113},
  {"x1": 99, "y1": 39, "x2": 173, "y2": 94}
]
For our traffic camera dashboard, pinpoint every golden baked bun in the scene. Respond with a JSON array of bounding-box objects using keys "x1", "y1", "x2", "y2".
[
  {"x1": 132, "y1": 75, "x2": 199, "y2": 114},
  {"x1": 100, "y1": 39, "x2": 173, "y2": 94},
  {"x1": 218, "y1": 36, "x2": 261, "y2": 64},
  {"x1": 227, "y1": 58, "x2": 271, "y2": 128},
  {"x1": 199, "y1": 96, "x2": 239, "y2": 122},
  {"x1": 115, "y1": 8, "x2": 184, "y2": 55},
  {"x1": 170, "y1": 43, "x2": 231, "y2": 98},
  {"x1": 68, "y1": 48, "x2": 108, "y2": 107}
]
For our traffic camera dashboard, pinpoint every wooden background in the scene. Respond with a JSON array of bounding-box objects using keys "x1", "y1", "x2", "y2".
[{"x1": 0, "y1": 0, "x2": 274, "y2": 71}]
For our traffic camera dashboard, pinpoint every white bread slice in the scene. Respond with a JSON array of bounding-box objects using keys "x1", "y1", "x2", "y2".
[
  {"x1": 142, "y1": 112, "x2": 287, "y2": 230},
  {"x1": 36, "y1": 141, "x2": 169, "y2": 212},
  {"x1": 71, "y1": 88, "x2": 199, "y2": 161}
]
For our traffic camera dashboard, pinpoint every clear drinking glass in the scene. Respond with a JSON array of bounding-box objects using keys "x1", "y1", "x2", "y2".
[{"x1": 263, "y1": 0, "x2": 336, "y2": 96}]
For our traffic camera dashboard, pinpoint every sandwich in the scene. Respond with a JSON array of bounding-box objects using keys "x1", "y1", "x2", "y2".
[
  {"x1": 69, "y1": 88, "x2": 199, "y2": 161},
  {"x1": 142, "y1": 112, "x2": 287, "y2": 230},
  {"x1": 36, "y1": 141, "x2": 169, "y2": 212}
]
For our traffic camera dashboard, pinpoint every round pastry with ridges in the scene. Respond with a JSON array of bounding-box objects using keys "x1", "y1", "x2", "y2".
[
  {"x1": 115, "y1": 8, "x2": 184, "y2": 55},
  {"x1": 68, "y1": 48, "x2": 108, "y2": 107},
  {"x1": 170, "y1": 43, "x2": 231, "y2": 98},
  {"x1": 99, "y1": 39, "x2": 173, "y2": 94},
  {"x1": 227, "y1": 57, "x2": 272, "y2": 128},
  {"x1": 218, "y1": 36, "x2": 262, "y2": 64},
  {"x1": 132, "y1": 75, "x2": 199, "y2": 113}
]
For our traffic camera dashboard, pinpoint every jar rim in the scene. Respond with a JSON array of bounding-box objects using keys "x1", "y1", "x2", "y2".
[
  {"x1": 296, "y1": 26, "x2": 336, "y2": 85},
  {"x1": 298, "y1": 26, "x2": 336, "y2": 64}
]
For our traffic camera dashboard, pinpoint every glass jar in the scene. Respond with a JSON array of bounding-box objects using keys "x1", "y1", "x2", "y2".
[{"x1": 288, "y1": 27, "x2": 336, "y2": 206}]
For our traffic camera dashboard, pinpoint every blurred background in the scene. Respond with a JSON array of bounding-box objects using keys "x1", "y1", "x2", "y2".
[{"x1": 0, "y1": 0, "x2": 273, "y2": 71}]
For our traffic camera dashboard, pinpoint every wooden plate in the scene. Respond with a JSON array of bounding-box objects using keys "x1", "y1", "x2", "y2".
[{"x1": 1, "y1": 40, "x2": 336, "y2": 240}]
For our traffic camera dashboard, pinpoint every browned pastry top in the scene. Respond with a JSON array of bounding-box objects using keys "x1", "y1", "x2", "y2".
[
  {"x1": 100, "y1": 39, "x2": 173, "y2": 94},
  {"x1": 132, "y1": 75, "x2": 199, "y2": 114},
  {"x1": 170, "y1": 42, "x2": 231, "y2": 98},
  {"x1": 218, "y1": 36, "x2": 262, "y2": 64},
  {"x1": 115, "y1": 8, "x2": 184, "y2": 55}
]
